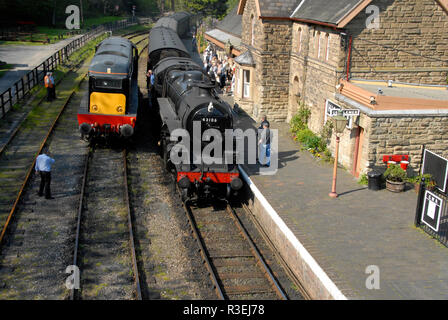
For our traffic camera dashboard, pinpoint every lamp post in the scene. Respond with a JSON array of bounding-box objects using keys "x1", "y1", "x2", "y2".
[{"x1": 329, "y1": 111, "x2": 348, "y2": 198}]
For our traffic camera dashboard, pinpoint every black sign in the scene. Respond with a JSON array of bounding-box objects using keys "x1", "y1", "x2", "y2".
[
  {"x1": 422, "y1": 149, "x2": 448, "y2": 193},
  {"x1": 421, "y1": 191, "x2": 443, "y2": 232}
]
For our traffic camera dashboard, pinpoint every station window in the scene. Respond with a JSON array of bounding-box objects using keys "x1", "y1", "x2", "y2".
[
  {"x1": 236, "y1": 68, "x2": 241, "y2": 95},
  {"x1": 316, "y1": 31, "x2": 321, "y2": 59},
  {"x1": 243, "y1": 70, "x2": 251, "y2": 99},
  {"x1": 325, "y1": 34, "x2": 330, "y2": 61}
]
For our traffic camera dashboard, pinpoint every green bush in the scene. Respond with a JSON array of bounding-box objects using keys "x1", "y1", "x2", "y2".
[
  {"x1": 290, "y1": 103, "x2": 311, "y2": 135},
  {"x1": 358, "y1": 174, "x2": 368, "y2": 185},
  {"x1": 303, "y1": 135, "x2": 322, "y2": 150},
  {"x1": 383, "y1": 164, "x2": 407, "y2": 182},
  {"x1": 295, "y1": 128, "x2": 313, "y2": 142},
  {"x1": 290, "y1": 104, "x2": 334, "y2": 162}
]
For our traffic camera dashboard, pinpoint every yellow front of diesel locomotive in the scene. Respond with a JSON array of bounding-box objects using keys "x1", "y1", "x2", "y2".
[{"x1": 89, "y1": 91, "x2": 126, "y2": 115}]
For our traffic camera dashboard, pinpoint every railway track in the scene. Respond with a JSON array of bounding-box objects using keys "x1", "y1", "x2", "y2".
[
  {"x1": 70, "y1": 35, "x2": 149, "y2": 300},
  {"x1": 71, "y1": 146, "x2": 141, "y2": 300},
  {"x1": 0, "y1": 32, "x2": 149, "y2": 299},
  {"x1": 0, "y1": 32, "x2": 148, "y2": 249},
  {"x1": 183, "y1": 199, "x2": 289, "y2": 300}
]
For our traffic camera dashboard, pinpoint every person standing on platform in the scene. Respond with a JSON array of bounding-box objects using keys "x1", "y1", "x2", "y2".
[
  {"x1": 35, "y1": 150, "x2": 55, "y2": 199},
  {"x1": 258, "y1": 115, "x2": 270, "y2": 130},
  {"x1": 258, "y1": 122, "x2": 271, "y2": 167}
]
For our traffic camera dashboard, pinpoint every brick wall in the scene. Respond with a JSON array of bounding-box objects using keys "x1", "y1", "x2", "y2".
[{"x1": 346, "y1": 0, "x2": 448, "y2": 84}]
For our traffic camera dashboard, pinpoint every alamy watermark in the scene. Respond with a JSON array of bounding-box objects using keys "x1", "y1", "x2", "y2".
[
  {"x1": 366, "y1": 5, "x2": 380, "y2": 29},
  {"x1": 365, "y1": 265, "x2": 380, "y2": 290},
  {"x1": 65, "y1": 265, "x2": 80, "y2": 290},
  {"x1": 65, "y1": 5, "x2": 80, "y2": 30},
  {"x1": 169, "y1": 121, "x2": 278, "y2": 175}
]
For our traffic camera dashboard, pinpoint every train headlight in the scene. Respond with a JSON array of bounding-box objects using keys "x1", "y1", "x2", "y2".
[
  {"x1": 116, "y1": 106, "x2": 124, "y2": 113},
  {"x1": 92, "y1": 105, "x2": 99, "y2": 112}
]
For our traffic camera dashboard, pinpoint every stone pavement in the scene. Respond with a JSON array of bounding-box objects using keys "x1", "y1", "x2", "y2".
[
  {"x1": 0, "y1": 34, "x2": 85, "y2": 93},
  {"x1": 233, "y1": 111, "x2": 448, "y2": 299}
]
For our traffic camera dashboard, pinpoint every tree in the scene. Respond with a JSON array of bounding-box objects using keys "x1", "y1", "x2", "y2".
[{"x1": 185, "y1": 0, "x2": 227, "y2": 18}]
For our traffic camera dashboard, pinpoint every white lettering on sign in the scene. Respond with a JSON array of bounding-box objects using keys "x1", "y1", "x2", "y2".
[{"x1": 343, "y1": 109, "x2": 360, "y2": 116}]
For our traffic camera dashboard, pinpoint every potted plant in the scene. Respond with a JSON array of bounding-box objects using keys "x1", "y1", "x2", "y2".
[
  {"x1": 383, "y1": 164, "x2": 407, "y2": 193},
  {"x1": 410, "y1": 173, "x2": 436, "y2": 193}
]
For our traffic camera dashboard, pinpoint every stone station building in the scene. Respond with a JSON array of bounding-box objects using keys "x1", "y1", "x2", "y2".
[{"x1": 219, "y1": 0, "x2": 448, "y2": 176}]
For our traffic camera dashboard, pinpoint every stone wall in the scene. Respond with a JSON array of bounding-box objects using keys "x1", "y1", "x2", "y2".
[
  {"x1": 257, "y1": 20, "x2": 292, "y2": 122},
  {"x1": 288, "y1": 23, "x2": 343, "y2": 131},
  {"x1": 368, "y1": 116, "x2": 448, "y2": 174},
  {"x1": 235, "y1": 0, "x2": 292, "y2": 122},
  {"x1": 346, "y1": 0, "x2": 448, "y2": 85}
]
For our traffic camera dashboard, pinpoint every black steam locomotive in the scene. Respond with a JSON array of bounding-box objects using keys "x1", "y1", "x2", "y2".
[{"x1": 149, "y1": 15, "x2": 243, "y2": 200}]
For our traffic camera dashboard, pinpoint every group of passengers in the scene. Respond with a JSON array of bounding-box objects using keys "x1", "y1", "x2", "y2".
[{"x1": 202, "y1": 45, "x2": 235, "y2": 95}]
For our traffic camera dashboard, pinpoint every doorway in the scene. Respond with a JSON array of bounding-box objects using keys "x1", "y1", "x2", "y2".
[{"x1": 353, "y1": 126, "x2": 364, "y2": 178}]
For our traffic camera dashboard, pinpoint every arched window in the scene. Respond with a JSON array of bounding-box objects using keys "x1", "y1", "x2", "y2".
[
  {"x1": 315, "y1": 31, "x2": 321, "y2": 58},
  {"x1": 298, "y1": 27, "x2": 302, "y2": 52},
  {"x1": 324, "y1": 33, "x2": 330, "y2": 61}
]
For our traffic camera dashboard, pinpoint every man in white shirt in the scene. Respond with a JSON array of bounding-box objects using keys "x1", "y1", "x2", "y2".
[{"x1": 35, "y1": 151, "x2": 55, "y2": 199}]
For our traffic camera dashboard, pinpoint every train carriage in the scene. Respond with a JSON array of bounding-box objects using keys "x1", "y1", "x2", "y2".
[
  {"x1": 147, "y1": 26, "x2": 191, "y2": 71},
  {"x1": 78, "y1": 37, "x2": 139, "y2": 140},
  {"x1": 154, "y1": 12, "x2": 191, "y2": 38}
]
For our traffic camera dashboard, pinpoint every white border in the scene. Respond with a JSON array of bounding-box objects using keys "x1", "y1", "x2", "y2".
[
  {"x1": 421, "y1": 190, "x2": 443, "y2": 232},
  {"x1": 422, "y1": 149, "x2": 448, "y2": 193},
  {"x1": 238, "y1": 165, "x2": 348, "y2": 300}
]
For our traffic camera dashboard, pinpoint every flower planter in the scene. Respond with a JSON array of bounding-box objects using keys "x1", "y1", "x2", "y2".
[
  {"x1": 413, "y1": 182, "x2": 435, "y2": 193},
  {"x1": 386, "y1": 180, "x2": 405, "y2": 193}
]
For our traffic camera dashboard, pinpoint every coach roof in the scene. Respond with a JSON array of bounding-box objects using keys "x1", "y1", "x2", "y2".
[{"x1": 148, "y1": 26, "x2": 189, "y2": 56}]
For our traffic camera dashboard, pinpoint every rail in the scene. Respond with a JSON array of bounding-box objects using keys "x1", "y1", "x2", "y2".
[
  {"x1": 0, "y1": 79, "x2": 84, "y2": 248},
  {"x1": 182, "y1": 198, "x2": 289, "y2": 300},
  {"x1": 71, "y1": 147, "x2": 142, "y2": 300}
]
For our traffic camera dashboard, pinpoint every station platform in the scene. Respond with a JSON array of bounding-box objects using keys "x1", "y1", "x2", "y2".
[{"x1": 232, "y1": 110, "x2": 448, "y2": 299}]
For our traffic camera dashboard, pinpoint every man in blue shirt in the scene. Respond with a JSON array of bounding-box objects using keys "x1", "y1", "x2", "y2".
[
  {"x1": 35, "y1": 151, "x2": 55, "y2": 199},
  {"x1": 146, "y1": 69, "x2": 155, "y2": 89}
]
